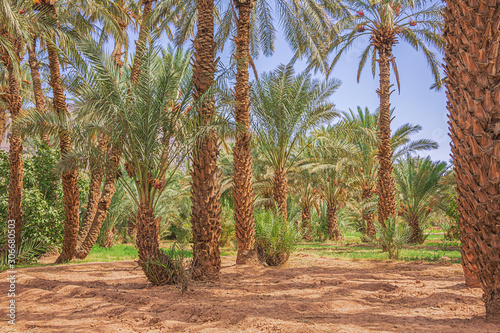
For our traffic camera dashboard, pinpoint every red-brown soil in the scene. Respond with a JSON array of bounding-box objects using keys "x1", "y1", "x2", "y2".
[{"x1": 1, "y1": 254, "x2": 498, "y2": 332}]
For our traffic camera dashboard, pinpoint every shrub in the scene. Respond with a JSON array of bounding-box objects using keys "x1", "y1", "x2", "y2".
[
  {"x1": 220, "y1": 202, "x2": 235, "y2": 248},
  {"x1": 376, "y1": 217, "x2": 411, "y2": 259},
  {"x1": 0, "y1": 143, "x2": 90, "y2": 249},
  {"x1": 254, "y1": 210, "x2": 300, "y2": 266},
  {"x1": 312, "y1": 203, "x2": 329, "y2": 242}
]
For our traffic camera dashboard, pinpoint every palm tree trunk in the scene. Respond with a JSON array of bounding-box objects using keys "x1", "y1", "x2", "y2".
[
  {"x1": 362, "y1": 187, "x2": 376, "y2": 238},
  {"x1": 0, "y1": 106, "x2": 6, "y2": 146},
  {"x1": 0, "y1": 33, "x2": 23, "y2": 248},
  {"x1": 27, "y1": 36, "x2": 50, "y2": 144},
  {"x1": 376, "y1": 47, "x2": 396, "y2": 228},
  {"x1": 301, "y1": 206, "x2": 313, "y2": 241},
  {"x1": 233, "y1": 0, "x2": 256, "y2": 265},
  {"x1": 76, "y1": 164, "x2": 103, "y2": 248},
  {"x1": 74, "y1": 26, "x2": 129, "y2": 258},
  {"x1": 74, "y1": 147, "x2": 120, "y2": 259},
  {"x1": 408, "y1": 215, "x2": 423, "y2": 244},
  {"x1": 137, "y1": 203, "x2": 180, "y2": 285},
  {"x1": 190, "y1": 0, "x2": 222, "y2": 280},
  {"x1": 45, "y1": 19, "x2": 80, "y2": 263},
  {"x1": 327, "y1": 201, "x2": 342, "y2": 241},
  {"x1": 272, "y1": 168, "x2": 287, "y2": 220},
  {"x1": 130, "y1": 0, "x2": 153, "y2": 85},
  {"x1": 443, "y1": 0, "x2": 498, "y2": 316}
]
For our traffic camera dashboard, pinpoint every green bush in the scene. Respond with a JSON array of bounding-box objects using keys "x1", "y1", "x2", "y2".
[
  {"x1": 254, "y1": 210, "x2": 300, "y2": 266},
  {"x1": 312, "y1": 203, "x2": 329, "y2": 242},
  {"x1": 0, "y1": 143, "x2": 89, "y2": 248},
  {"x1": 376, "y1": 217, "x2": 411, "y2": 259}
]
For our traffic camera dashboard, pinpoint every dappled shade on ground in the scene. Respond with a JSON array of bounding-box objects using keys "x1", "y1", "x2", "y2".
[{"x1": 0, "y1": 253, "x2": 497, "y2": 332}]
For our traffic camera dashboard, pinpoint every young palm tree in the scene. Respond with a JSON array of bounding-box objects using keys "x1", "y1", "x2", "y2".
[
  {"x1": 19, "y1": 41, "x2": 195, "y2": 284},
  {"x1": 190, "y1": 0, "x2": 223, "y2": 280},
  {"x1": 444, "y1": 0, "x2": 500, "y2": 316},
  {"x1": 328, "y1": 0, "x2": 444, "y2": 228},
  {"x1": 252, "y1": 65, "x2": 339, "y2": 221},
  {"x1": 394, "y1": 155, "x2": 448, "y2": 244},
  {"x1": 309, "y1": 132, "x2": 355, "y2": 241}
]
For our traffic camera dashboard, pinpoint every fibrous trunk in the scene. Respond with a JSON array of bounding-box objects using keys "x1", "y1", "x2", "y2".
[
  {"x1": 130, "y1": 0, "x2": 153, "y2": 85},
  {"x1": 301, "y1": 207, "x2": 313, "y2": 241},
  {"x1": 273, "y1": 168, "x2": 287, "y2": 221},
  {"x1": 375, "y1": 45, "x2": 396, "y2": 228},
  {"x1": 362, "y1": 187, "x2": 376, "y2": 239},
  {"x1": 137, "y1": 204, "x2": 180, "y2": 285},
  {"x1": 443, "y1": 0, "x2": 499, "y2": 316},
  {"x1": 0, "y1": 32, "x2": 23, "y2": 248},
  {"x1": 75, "y1": 23, "x2": 129, "y2": 259},
  {"x1": 408, "y1": 215, "x2": 423, "y2": 244},
  {"x1": 233, "y1": 0, "x2": 256, "y2": 265},
  {"x1": 27, "y1": 36, "x2": 50, "y2": 144},
  {"x1": 190, "y1": 0, "x2": 222, "y2": 280},
  {"x1": 74, "y1": 148, "x2": 120, "y2": 259},
  {"x1": 327, "y1": 201, "x2": 342, "y2": 241}
]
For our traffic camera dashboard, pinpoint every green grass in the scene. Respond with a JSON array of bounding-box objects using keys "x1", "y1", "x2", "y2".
[
  {"x1": 78, "y1": 234, "x2": 463, "y2": 265},
  {"x1": 17, "y1": 232, "x2": 461, "y2": 270}
]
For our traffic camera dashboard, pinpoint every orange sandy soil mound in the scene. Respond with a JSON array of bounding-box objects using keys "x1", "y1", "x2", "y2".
[{"x1": 1, "y1": 254, "x2": 498, "y2": 333}]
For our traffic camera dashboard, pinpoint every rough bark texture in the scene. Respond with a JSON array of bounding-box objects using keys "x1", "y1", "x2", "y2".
[
  {"x1": 27, "y1": 36, "x2": 49, "y2": 144},
  {"x1": 0, "y1": 106, "x2": 6, "y2": 143},
  {"x1": 444, "y1": 0, "x2": 500, "y2": 317},
  {"x1": 74, "y1": 26, "x2": 128, "y2": 259},
  {"x1": 362, "y1": 187, "x2": 376, "y2": 238},
  {"x1": 45, "y1": 6, "x2": 80, "y2": 263},
  {"x1": 301, "y1": 207, "x2": 313, "y2": 241},
  {"x1": 74, "y1": 148, "x2": 120, "y2": 259},
  {"x1": 0, "y1": 33, "x2": 23, "y2": 247},
  {"x1": 76, "y1": 167, "x2": 103, "y2": 247},
  {"x1": 372, "y1": 29, "x2": 397, "y2": 228},
  {"x1": 190, "y1": 0, "x2": 222, "y2": 280},
  {"x1": 233, "y1": 0, "x2": 257, "y2": 265},
  {"x1": 273, "y1": 168, "x2": 288, "y2": 221},
  {"x1": 408, "y1": 215, "x2": 424, "y2": 244},
  {"x1": 130, "y1": 0, "x2": 153, "y2": 86},
  {"x1": 327, "y1": 201, "x2": 342, "y2": 241},
  {"x1": 137, "y1": 204, "x2": 180, "y2": 285}
]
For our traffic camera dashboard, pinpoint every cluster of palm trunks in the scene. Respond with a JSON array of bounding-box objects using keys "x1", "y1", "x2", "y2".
[{"x1": 0, "y1": 0, "x2": 498, "y2": 320}]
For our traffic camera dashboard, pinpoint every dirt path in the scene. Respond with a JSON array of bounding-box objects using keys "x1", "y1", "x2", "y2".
[{"x1": 0, "y1": 254, "x2": 498, "y2": 332}]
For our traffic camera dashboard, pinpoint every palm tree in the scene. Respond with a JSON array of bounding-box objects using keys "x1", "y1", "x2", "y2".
[
  {"x1": 443, "y1": 0, "x2": 499, "y2": 316},
  {"x1": 328, "y1": 0, "x2": 444, "y2": 228},
  {"x1": 309, "y1": 132, "x2": 355, "y2": 241},
  {"x1": 341, "y1": 107, "x2": 438, "y2": 238},
  {"x1": 190, "y1": 0, "x2": 223, "y2": 280},
  {"x1": 394, "y1": 155, "x2": 448, "y2": 244},
  {"x1": 251, "y1": 64, "x2": 339, "y2": 221},
  {"x1": 232, "y1": 0, "x2": 257, "y2": 264},
  {"x1": 74, "y1": 0, "x2": 138, "y2": 260},
  {"x1": 31, "y1": 0, "x2": 81, "y2": 263},
  {"x1": 19, "y1": 41, "x2": 195, "y2": 284},
  {"x1": 0, "y1": 23, "x2": 24, "y2": 248}
]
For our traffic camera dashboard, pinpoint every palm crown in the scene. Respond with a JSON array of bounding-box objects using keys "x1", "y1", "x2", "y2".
[{"x1": 328, "y1": 0, "x2": 444, "y2": 89}]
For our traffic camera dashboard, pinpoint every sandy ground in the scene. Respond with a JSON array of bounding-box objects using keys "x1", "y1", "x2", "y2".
[{"x1": 1, "y1": 253, "x2": 499, "y2": 333}]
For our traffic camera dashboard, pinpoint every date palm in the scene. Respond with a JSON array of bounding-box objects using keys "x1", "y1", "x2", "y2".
[
  {"x1": 0, "y1": 0, "x2": 36, "y2": 248},
  {"x1": 394, "y1": 155, "x2": 448, "y2": 244},
  {"x1": 172, "y1": 0, "x2": 339, "y2": 264},
  {"x1": 328, "y1": 0, "x2": 444, "y2": 228},
  {"x1": 252, "y1": 64, "x2": 339, "y2": 221},
  {"x1": 189, "y1": 0, "x2": 223, "y2": 280},
  {"x1": 444, "y1": 0, "x2": 500, "y2": 317},
  {"x1": 341, "y1": 106, "x2": 438, "y2": 237}
]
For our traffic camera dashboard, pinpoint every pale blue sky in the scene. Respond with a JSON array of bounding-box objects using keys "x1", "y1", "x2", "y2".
[{"x1": 245, "y1": 33, "x2": 450, "y2": 163}]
